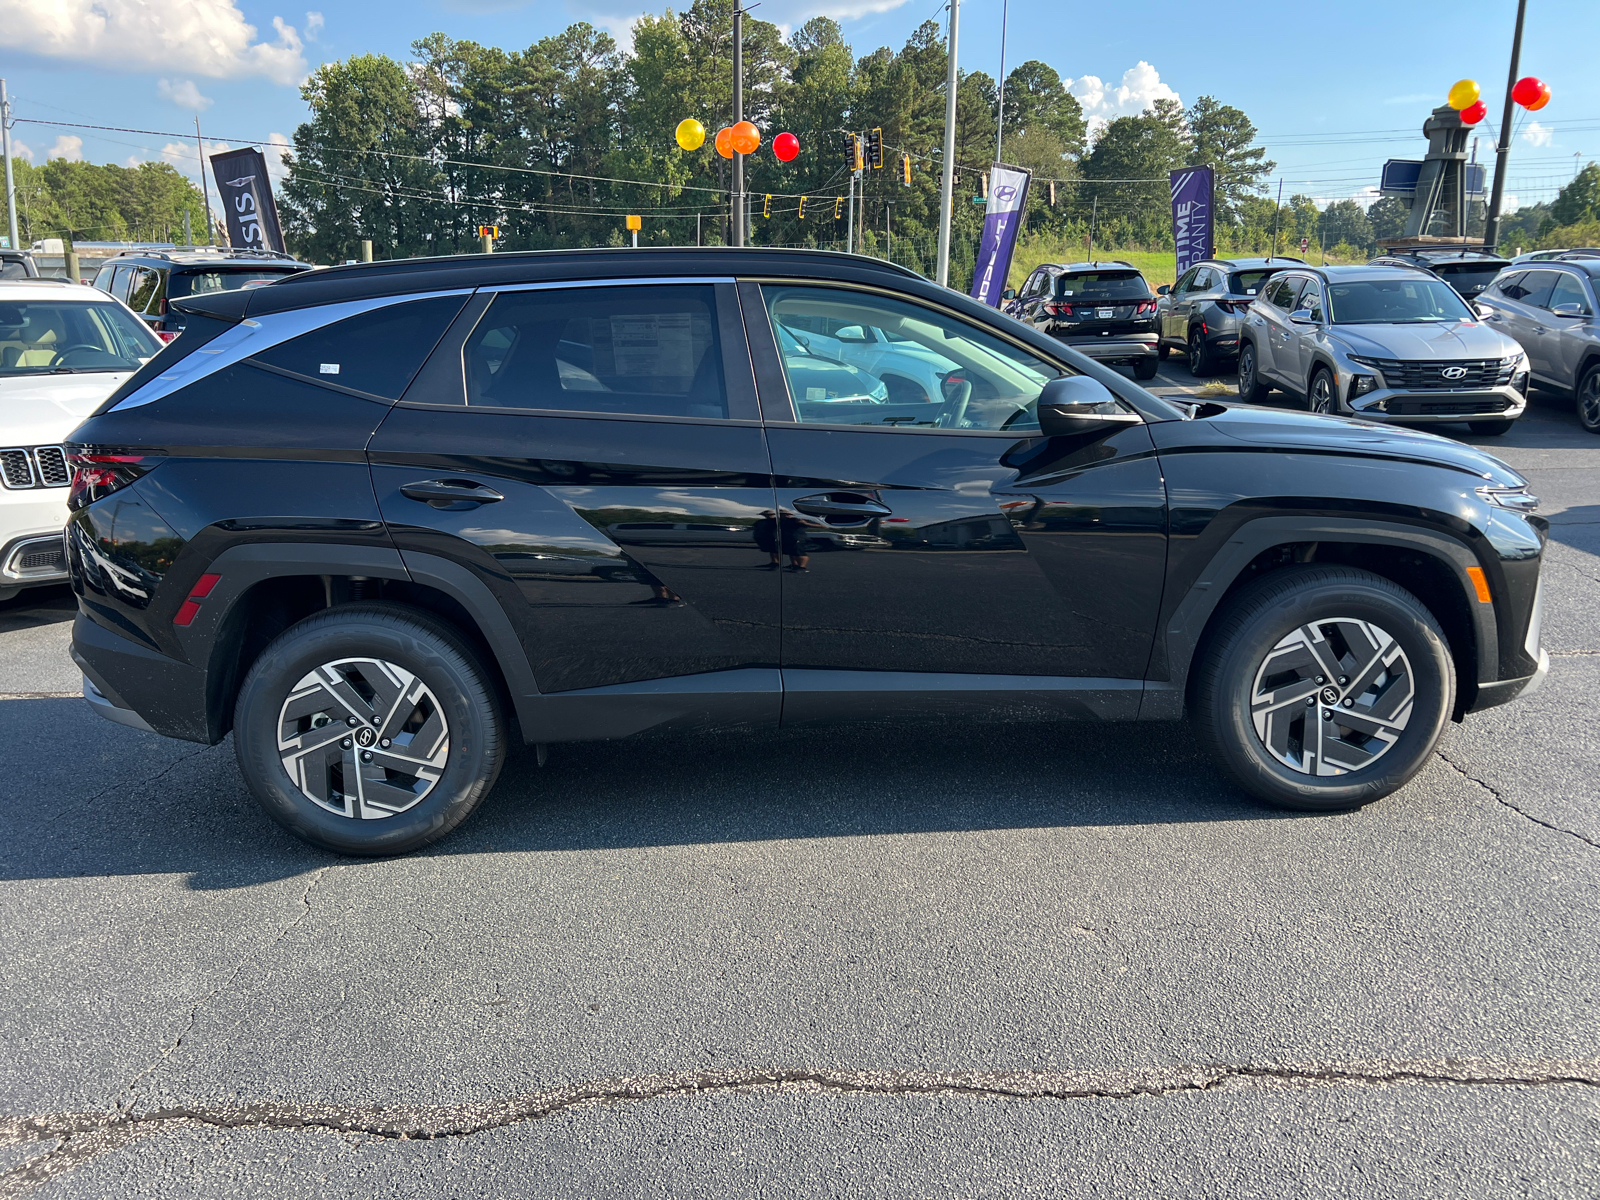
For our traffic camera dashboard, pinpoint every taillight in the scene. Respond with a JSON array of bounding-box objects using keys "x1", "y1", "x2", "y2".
[
  {"x1": 67, "y1": 451, "x2": 158, "y2": 511},
  {"x1": 1218, "y1": 299, "x2": 1253, "y2": 314},
  {"x1": 158, "y1": 298, "x2": 168, "y2": 315},
  {"x1": 1134, "y1": 301, "x2": 1156, "y2": 315},
  {"x1": 1045, "y1": 302, "x2": 1073, "y2": 316},
  {"x1": 156, "y1": 331, "x2": 179, "y2": 343}
]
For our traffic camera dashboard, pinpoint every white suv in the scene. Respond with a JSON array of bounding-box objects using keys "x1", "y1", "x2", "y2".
[{"x1": 1, "y1": 280, "x2": 162, "y2": 601}]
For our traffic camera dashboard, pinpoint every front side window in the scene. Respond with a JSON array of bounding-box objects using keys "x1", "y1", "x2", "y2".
[
  {"x1": 763, "y1": 285, "x2": 1063, "y2": 432},
  {"x1": 1327, "y1": 278, "x2": 1474, "y2": 325},
  {"x1": 1267, "y1": 277, "x2": 1304, "y2": 311},
  {"x1": 1172, "y1": 269, "x2": 1197, "y2": 295},
  {"x1": 252, "y1": 295, "x2": 468, "y2": 399},
  {"x1": 463, "y1": 285, "x2": 728, "y2": 419},
  {"x1": 0, "y1": 299, "x2": 161, "y2": 373}
]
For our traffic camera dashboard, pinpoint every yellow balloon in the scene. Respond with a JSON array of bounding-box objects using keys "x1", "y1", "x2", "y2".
[
  {"x1": 1447, "y1": 79, "x2": 1480, "y2": 111},
  {"x1": 675, "y1": 118, "x2": 706, "y2": 151}
]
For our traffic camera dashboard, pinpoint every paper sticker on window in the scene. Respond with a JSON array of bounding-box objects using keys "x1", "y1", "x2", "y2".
[
  {"x1": 600, "y1": 313, "x2": 695, "y2": 377},
  {"x1": 320, "y1": 363, "x2": 340, "y2": 375},
  {"x1": 805, "y1": 387, "x2": 826, "y2": 401}
]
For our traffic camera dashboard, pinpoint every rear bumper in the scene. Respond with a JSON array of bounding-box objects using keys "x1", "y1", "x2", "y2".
[
  {"x1": 1056, "y1": 334, "x2": 1159, "y2": 363},
  {"x1": 70, "y1": 610, "x2": 211, "y2": 743}
]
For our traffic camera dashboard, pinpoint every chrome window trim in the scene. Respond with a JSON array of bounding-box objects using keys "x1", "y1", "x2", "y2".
[
  {"x1": 108, "y1": 288, "x2": 475, "y2": 411},
  {"x1": 477, "y1": 276, "x2": 736, "y2": 295}
]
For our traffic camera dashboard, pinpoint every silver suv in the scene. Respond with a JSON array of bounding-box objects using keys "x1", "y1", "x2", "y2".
[
  {"x1": 1478, "y1": 257, "x2": 1600, "y2": 433},
  {"x1": 1155, "y1": 256, "x2": 1303, "y2": 376},
  {"x1": 1236, "y1": 265, "x2": 1530, "y2": 435}
]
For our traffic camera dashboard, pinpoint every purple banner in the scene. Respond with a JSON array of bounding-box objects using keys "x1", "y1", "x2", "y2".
[
  {"x1": 970, "y1": 164, "x2": 1031, "y2": 306},
  {"x1": 1169, "y1": 167, "x2": 1214, "y2": 275}
]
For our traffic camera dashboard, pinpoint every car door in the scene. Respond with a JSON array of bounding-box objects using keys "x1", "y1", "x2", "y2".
[
  {"x1": 1162, "y1": 269, "x2": 1196, "y2": 344},
  {"x1": 1544, "y1": 270, "x2": 1596, "y2": 388},
  {"x1": 747, "y1": 281, "x2": 1168, "y2": 717},
  {"x1": 367, "y1": 279, "x2": 783, "y2": 719},
  {"x1": 1281, "y1": 276, "x2": 1325, "y2": 387},
  {"x1": 1497, "y1": 269, "x2": 1560, "y2": 383},
  {"x1": 1251, "y1": 276, "x2": 1301, "y2": 385}
]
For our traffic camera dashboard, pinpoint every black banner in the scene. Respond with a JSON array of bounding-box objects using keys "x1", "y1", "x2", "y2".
[{"x1": 209, "y1": 147, "x2": 285, "y2": 252}]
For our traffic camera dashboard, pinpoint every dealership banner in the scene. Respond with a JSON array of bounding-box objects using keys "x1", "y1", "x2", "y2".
[
  {"x1": 1169, "y1": 167, "x2": 1215, "y2": 275},
  {"x1": 969, "y1": 163, "x2": 1031, "y2": 307},
  {"x1": 209, "y1": 147, "x2": 286, "y2": 252}
]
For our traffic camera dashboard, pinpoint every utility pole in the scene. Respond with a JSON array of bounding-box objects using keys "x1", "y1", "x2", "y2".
[
  {"x1": 886, "y1": 201, "x2": 894, "y2": 263},
  {"x1": 731, "y1": 1, "x2": 745, "y2": 248},
  {"x1": 1087, "y1": 194, "x2": 1097, "y2": 262},
  {"x1": 1483, "y1": 0, "x2": 1527, "y2": 251},
  {"x1": 936, "y1": 0, "x2": 960, "y2": 286},
  {"x1": 995, "y1": 0, "x2": 1009, "y2": 162},
  {"x1": 195, "y1": 116, "x2": 215, "y2": 245},
  {"x1": 0, "y1": 80, "x2": 17, "y2": 253},
  {"x1": 847, "y1": 170, "x2": 855, "y2": 254},
  {"x1": 1270, "y1": 178, "x2": 1284, "y2": 258}
]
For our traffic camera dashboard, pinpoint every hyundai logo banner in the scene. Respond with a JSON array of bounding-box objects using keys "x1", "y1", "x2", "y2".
[
  {"x1": 1170, "y1": 167, "x2": 1215, "y2": 276},
  {"x1": 969, "y1": 164, "x2": 1032, "y2": 307},
  {"x1": 209, "y1": 147, "x2": 286, "y2": 253}
]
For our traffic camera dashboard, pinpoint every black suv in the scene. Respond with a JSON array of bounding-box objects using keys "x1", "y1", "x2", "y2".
[
  {"x1": 1368, "y1": 248, "x2": 1512, "y2": 302},
  {"x1": 1004, "y1": 261, "x2": 1160, "y2": 380},
  {"x1": 65, "y1": 249, "x2": 1549, "y2": 855},
  {"x1": 90, "y1": 248, "x2": 310, "y2": 341}
]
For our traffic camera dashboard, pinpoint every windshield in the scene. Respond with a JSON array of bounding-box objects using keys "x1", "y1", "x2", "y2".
[
  {"x1": 0, "y1": 299, "x2": 161, "y2": 374},
  {"x1": 171, "y1": 269, "x2": 300, "y2": 296},
  {"x1": 1428, "y1": 262, "x2": 1508, "y2": 295},
  {"x1": 1327, "y1": 278, "x2": 1475, "y2": 325},
  {"x1": 1055, "y1": 271, "x2": 1150, "y2": 300},
  {"x1": 1227, "y1": 269, "x2": 1285, "y2": 297}
]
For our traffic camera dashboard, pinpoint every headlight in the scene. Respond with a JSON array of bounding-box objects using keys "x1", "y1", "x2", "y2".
[
  {"x1": 1513, "y1": 371, "x2": 1530, "y2": 395},
  {"x1": 1477, "y1": 484, "x2": 1539, "y2": 513},
  {"x1": 1348, "y1": 354, "x2": 1384, "y2": 367},
  {"x1": 1349, "y1": 374, "x2": 1379, "y2": 396}
]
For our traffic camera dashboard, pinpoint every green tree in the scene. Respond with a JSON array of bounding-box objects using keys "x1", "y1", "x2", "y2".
[
  {"x1": 1184, "y1": 95, "x2": 1274, "y2": 224},
  {"x1": 1543, "y1": 163, "x2": 1600, "y2": 232},
  {"x1": 1319, "y1": 199, "x2": 1374, "y2": 255},
  {"x1": 999, "y1": 61, "x2": 1085, "y2": 160},
  {"x1": 1078, "y1": 103, "x2": 1188, "y2": 245},
  {"x1": 1366, "y1": 194, "x2": 1409, "y2": 242}
]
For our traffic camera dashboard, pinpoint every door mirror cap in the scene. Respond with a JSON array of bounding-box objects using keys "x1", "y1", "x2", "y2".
[
  {"x1": 1036, "y1": 376, "x2": 1141, "y2": 437},
  {"x1": 1289, "y1": 308, "x2": 1318, "y2": 325},
  {"x1": 1156, "y1": 284, "x2": 1170, "y2": 295},
  {"x1": 1473, "y1": 301, "x2": 1495, "y2": 320},
  {"x1": 1550, "y1": 302, "x2": 1588, "y2": 318}
]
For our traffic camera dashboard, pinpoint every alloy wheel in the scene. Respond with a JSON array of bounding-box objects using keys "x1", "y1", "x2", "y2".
[
  {"x1": 1580, "y1": 370, "x2": 1600, "y2": 432},
  {"x1": 276, "y1": 657, "x2": 450, "y2": 819},
  {"x1": 1249, "y1": 616, "x2": 1414, "y2": 776},
  {"x1": 1310, "y1": 371, "x2": 1337, "y2": 414},
  {"x1": 1239, "y1": 347, "x2": 1255, "y2": 394},
  {"x1": 1189, "y1": 332, "x2": 1207, "y2": 375}
]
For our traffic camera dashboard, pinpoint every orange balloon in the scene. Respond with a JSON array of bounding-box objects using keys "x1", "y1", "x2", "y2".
[
  {"x1": 1528, "y1": 82, "x2": 1551, "y2": 111},
  {"x1": 730, "y1": 120, "x2": 761, "y2": 155},
  {"x1": 714, "y1": 126, "x2": 735, "y2": 159}
]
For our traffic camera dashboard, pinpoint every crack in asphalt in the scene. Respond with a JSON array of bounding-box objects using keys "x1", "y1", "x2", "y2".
[
  {"x1": 4, "y1": 1058, "x2": 1598, "y2": 1195},
  {"x1": 1437, "y1": 751, "x2": 1600, "y2": 851},
  {"x1": 46, "y1": 742, "x2": 219, "y2": 826}
]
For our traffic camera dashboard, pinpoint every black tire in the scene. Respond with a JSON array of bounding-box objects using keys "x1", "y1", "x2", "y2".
[
  {"x1": 1133, "y1": 357, "x2": 1159, "y2": 381},
  {"x1": 233, "y1": 603, "x2": 506, "y2": 855},
  {"x1": 1237, "y1": 340, "x2": 1270, "y2": 403},
  {"x1": 1188, "y1": 329, "x2": 1213, "y2": 377},
  {"x1": 1307, "y1": 367, "x2": 1339, "y2": 415},
  {"x1": 1576, "y1": 363, "x2": 1600, "y2": 434},
  {"x1": 1157, "y1": 342, "x2": 1171, "y2": 361},
  {"x1": 1192, "y1": 566, "x2": 1455, "y2": 813},
  {"x1": 1468, "y1": 419, "x2": 1514, "y2": 436}
]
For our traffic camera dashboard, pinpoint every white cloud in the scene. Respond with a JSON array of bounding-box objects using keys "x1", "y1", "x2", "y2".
[
  {"x1": 160, "y1": 139, "x2": 234, "y2": 186},
  {"x1": 303, "y1": 10, "x2": 323, "y2": 40},
  {"x1": 592, "y1": 12, "x2": 646, "y2": 53},
  {"x1": 1350, "y1": 186, "x2": 1381, "y2": 210},
  {"x1": 1503, "y1": 194, "x2": 1520, "y2": 213},
  {"x1": 11, "y1": 141, "x2": 34, "y2": 164},
  {"x1": 1067, "y1": 62, "x2": 1181, "y2": 138},
  {"x1": 1521, "y1": 121, "x2": 1553, "y2": 147},
  {"x1": 157, "y1": 78, "x2": 214, "y2": 111},
  {"x1": 265, "y1": 133, "x2": 293, "y2": 185},
  {"x1": 48, "y1": 135, "x2": 84, "y2": 162},
  {"x1": 0, "y1": 0, "x2": 310, "y2": 87}
]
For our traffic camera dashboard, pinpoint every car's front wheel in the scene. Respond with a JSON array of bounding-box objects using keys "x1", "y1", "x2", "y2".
[
  {"x1": 1237, "y1": 341, "x2": 1270, "y2": 403},
  {"x1": 1576, "y1": 363, "x2": 1600, "y2": 434},
  {"x1": 1192, "y1": 567, "x2": 1454, "y2": 812},
  {"x1": 1308, "y1": 367, "x2": 1339, "y2": 415},
  {"x1": 233, "y1": 604, "x2": 506, "y2": 855}
]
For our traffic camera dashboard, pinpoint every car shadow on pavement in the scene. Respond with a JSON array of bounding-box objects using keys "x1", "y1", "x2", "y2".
[
  {"x1": 0, "y1": 584, "x2": 75, "y2": 636},
  {"x1": 0, "y1": 698, "x2": 1304, "y2": 889}
]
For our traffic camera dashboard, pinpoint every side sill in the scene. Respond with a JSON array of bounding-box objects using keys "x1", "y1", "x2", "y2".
[
  {"x1": 780, "y1": 670, "x2": 1143, "y2": 725},
  {"x1": 521, "y1": 668, "x2": 783, "y2": 742}
]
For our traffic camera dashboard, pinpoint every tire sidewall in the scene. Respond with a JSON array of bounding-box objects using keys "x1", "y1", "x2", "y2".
[
  {"x1": 1204, "y1": 574, "x2": 1454, "y2": 811},
  {"x1": 234, "y1": 609, "x2": 503, "y2": 855},
  {"x1": 1577, "y1": 366, "x2": 1600, "y2": 434},
  {"x1": 1189, "y1": 330, "x2": 1209, "y2": 376},
  {"x1": 1309, "y1": 368, "x2": 1336, "y2": 414},
  {"x1": 1238, "y1": 342, "x2": 1261, "y2": 401}
]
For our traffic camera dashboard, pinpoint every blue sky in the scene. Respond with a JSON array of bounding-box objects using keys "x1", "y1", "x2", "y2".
[{"x1": 4, "y1": 0, "x2": 1596, "y2": 219}]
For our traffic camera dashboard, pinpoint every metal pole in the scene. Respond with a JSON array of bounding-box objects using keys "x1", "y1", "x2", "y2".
[
  {"x1": 995, "y1": 0, "x2": 1009, "y2": 162},
  {"x1": 1087, "y1": 194, "x2": 1096, "y2": 262},
  {"x1": 1483, "y1": 0, "x2": 1526, "y2": 252},
  {"x1": 697, "y1": 213, "x2": 702, "y2": 246},
  {"x1": 848, "y1": 170, "x2": 855, "y2": 254},
  {"x1": 936, "y1": 0, "x2": 959, "y2": 286},
  {"x1": 732, "y1": 2, "x2": 744, "y2": 248},
  {"x1": 195, "y1": 116, "x2": 215, "y2": 244},
  {"x1": 886, "y1": 202, "x2": 893, "y2": 263},
  {"x1": 0, "y1": 80, "x2": 18, "y2": 253},
  {"x1": 1270, "y1": 178, "x2": 1283, "y2": 258}
]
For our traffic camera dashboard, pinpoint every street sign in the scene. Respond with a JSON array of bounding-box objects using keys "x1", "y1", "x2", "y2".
[{"x1": 1381, "y1": 159, "x2": 1487, "y2": 198}]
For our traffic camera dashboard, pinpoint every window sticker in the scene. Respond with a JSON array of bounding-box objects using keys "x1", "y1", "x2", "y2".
[
  {"x1": 595, "y1": 313, "x2": 695, "y2": 377},
  {"x1": 319, "y1": 363, "x2": 340, "y2": 374}
]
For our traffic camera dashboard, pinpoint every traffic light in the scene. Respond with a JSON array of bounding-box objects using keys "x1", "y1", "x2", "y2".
[
  {"x1": 834, "y1": 196, "x2": 844, "y2": 220},
  {"x1": 763, "y1": 194, "x2": 772, "y2": 218},
  {"x1": 477, "y1": 224, "x2": 499, "y2": 238},
  {"x1": 849, "y1": 133, "x2": 864, "y2": 173},
  {"x1": 798, "y1": 196, "x2": 807, "y2": 220},
  {"x1": 866, "y1": 128, "x2": 883, "y2": 170},
  {"x1": 902, "y1": 154, "x2": 912, "y2": 187}
]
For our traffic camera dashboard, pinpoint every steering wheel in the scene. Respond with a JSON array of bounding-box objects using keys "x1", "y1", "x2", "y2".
[
  {"x1": 937, "y1": 378, "x2": 972, "y2": 429},
  {"x1": 52, "y1": 344, "x2": 105, "y2": 365}
]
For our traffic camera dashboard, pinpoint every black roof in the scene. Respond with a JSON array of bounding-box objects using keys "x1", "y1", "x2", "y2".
[{"x1": 174, "y1": 247, "x2": 926, "y2": 321}]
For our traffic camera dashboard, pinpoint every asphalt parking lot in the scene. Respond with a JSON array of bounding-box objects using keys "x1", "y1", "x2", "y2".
[{"x1": 2, "y1": 369, "x2": 1598, "y2": 1198}]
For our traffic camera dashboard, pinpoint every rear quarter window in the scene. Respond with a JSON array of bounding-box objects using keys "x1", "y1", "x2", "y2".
[{"x1": 250, "y1": 295, "x2": 469, "y2": 399}]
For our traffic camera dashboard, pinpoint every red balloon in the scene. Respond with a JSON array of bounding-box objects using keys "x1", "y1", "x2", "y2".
[
  {"x1": 1511, "y1": 75, "x2": 1545, "y2": 109},
  {"x1": 773, "y1": 131, "x2": 800, "y2": 163},
  {"x1": 1527, "y1": 81, "x2": 1551, "y2": 111},
  {"x1": 1459, "y1": 100, "x2": 1488, "y2": 125}
]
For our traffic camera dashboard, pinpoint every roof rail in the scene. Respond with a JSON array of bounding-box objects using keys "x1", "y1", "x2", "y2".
[{"x1": 107, "y1": 246, "x2": 299, "y2": 263}]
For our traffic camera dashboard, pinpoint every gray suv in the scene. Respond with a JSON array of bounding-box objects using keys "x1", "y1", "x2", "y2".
[
  {"x1": 1155, "y1": 256, "x2": 1303, "y2": 376},
  {"x1": 1236, "y1": 265, "x2": 1530, "y2": 435},
  {"x1": 1478, "y1": 257, "x2": 1600, "y2": 433}
]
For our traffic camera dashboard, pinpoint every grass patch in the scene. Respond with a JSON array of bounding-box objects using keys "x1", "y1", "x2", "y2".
[{"x1": 1007, "y1": 235, "x2": 1371, "y2": 293}]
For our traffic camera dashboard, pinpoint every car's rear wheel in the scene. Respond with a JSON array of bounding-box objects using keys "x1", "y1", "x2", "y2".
[
  {"x1": 1576, "y1": 363, "x2": 1600, "y2": 434},
  {"x1": 1192, "y1": 567, "x2": 1454, "y2": 813},
  {"x1": 1308, "y1": 367, "x2": 1339, "y2": 415},
  {"x1": 1133, "y1": 357, "x2": 1159, "y2": 381},
  {"x1": 1237, "y1": 341, "x2": 1270, "y2": 403},
  {"x1": 233, "y1": 603, "x2": 506, "y2": 855},
  {"x1": 1468, "y1": 419, "x2": 1514, "y2": 436},
  {"x1": 1188, "y1": 329, "x2": 1213, "y2": 377},
  {"x1": 1157, "y1": 342, "x2": 1171, "y2": 361}
]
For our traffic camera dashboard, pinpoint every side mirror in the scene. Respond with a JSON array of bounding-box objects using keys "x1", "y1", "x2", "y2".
[
  {"x1": 1156, "y1": 284, "x2": 1170, "y2": 295},
  {"x1": 1289, "y1": 308, "x2": 1318, "y2": 325},
  {"x1": 1473, "y1": 301, "x2": 1495, "y2": 320},
  {"x1": 1036, "y1": 376, "x2": 1143, "y2": 437},
  {"x1": 1550, "y1": 302, "x2": 1588, "y2": 318},
  {"x1": 1002, "y1": 288, "x2": 1017, "y2": 300}
]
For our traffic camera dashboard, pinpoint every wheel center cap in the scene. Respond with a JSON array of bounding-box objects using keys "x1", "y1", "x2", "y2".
[
  {"x1": 355, "y1": 726, "x2": 377, "y2": 748},
  {"x1": 1320, "y1": 686, "x2": 1341, "y2": 705}
]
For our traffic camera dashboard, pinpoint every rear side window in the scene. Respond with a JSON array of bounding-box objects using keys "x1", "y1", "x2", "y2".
[
  {"x1": 251, "y1": 295, "x2": 468, "y2": 399},
  {"x1": 126, "y1": 268, "x2": 163, "y2": 314},
  {"x1": 462, "y1": 285, "x2": 728, "y2": 419},
  {"x1": 1055, "y1": 271, "x2": 1149, "y2": 300},
  {"x1": 1, "y1": 260, "x2": 32, "y2": 280}
]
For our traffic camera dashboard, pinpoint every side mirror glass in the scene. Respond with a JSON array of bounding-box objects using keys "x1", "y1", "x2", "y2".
[
  {"x1": 1156, "y1": 284, "x2": 1170, "y2": 295},
  {"x1": 1036, "y1": 376, "x2": 1141, "y2": 437},
  {"x1": 1001, "y1": 288, "x2": 1017, "y2": 300},
  {"x1": 1289, "y1": 308, "x2": 1317, "y2": 325}
]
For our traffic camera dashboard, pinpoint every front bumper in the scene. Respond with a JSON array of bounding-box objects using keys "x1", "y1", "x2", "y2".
[
  {"x1": 1, "y1": 525, "x2": 70, "y2": 593},
  {"x1": 1345, "y1": 383, "x2": 1527, "y2": 424},
  {"x1": 1055, "y1": 333, "x2": 1159, "y2": 364}
]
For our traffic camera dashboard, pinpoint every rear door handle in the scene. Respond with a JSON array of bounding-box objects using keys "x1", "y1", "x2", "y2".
[
  {"x1": 399, "y1": 478, "x2": 505, "y2": 509},
  {"x1": 792, "y1": 495, "x2": 893, "y2": 518}
]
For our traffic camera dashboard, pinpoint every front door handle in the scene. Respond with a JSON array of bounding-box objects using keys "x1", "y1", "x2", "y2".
[
  {"x1": 399, "y1": 478, "x2": 505, "y2": 510},
  {"x1": 792, "y1": 494, "x2": 893, "y2": 518}
]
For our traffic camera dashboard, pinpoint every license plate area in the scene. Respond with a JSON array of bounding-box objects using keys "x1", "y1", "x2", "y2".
[{"x1": 1096, "y1": 307, "x2": 1114, "y2": 318}]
